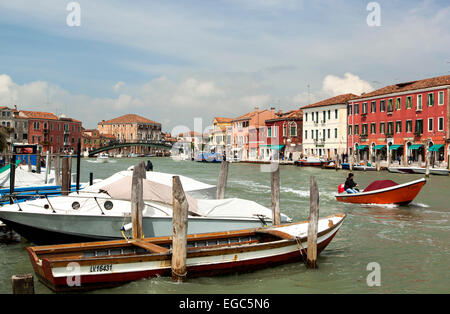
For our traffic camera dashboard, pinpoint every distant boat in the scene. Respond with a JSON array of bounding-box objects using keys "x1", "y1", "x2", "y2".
[
  {"x1": 96, "y1": 153, "x2": 109, "y2": 163},
  {"x1": 194, "y1": 152, "x2": 222, "y2": 163},
  {"x1": 26, "y1": 213, "x2": 346, "y2": 292},
  {"x1": 295, "y1": 157, "x2": 329, "y2": 167},
  {"x1": 388, "y1": 166, "x2": 449, "y2": 176},
  {"x1": 335, "y1": 178, "x2": 426, "y2": 205}
]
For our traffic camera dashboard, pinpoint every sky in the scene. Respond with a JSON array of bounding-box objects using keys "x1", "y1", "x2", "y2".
[{"x1": 0, "y1": 0, "x2": 449, "y2": 134}]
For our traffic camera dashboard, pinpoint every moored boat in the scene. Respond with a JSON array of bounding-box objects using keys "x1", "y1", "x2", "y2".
[
  {"x1": 26, "y1": 213, "x2": 346, "y2": 292},
  {"x1": 295, "y1": 157, "x2": 329, "y2": 167},
  {"x1": 388, "y1": 166, "x2": 450, "y2": 176},
  {"x1": 335, "y1": 178, "x2": 426, "y2": 205}
]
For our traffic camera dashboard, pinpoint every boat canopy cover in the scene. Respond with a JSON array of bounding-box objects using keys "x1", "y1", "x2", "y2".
[
  {"x1": 429, "y1": 144, "x2": 444, "y2": 152},
  {"x1": 373, "y1": 145, "x2": 386, "y2": 150},
  {"x1": 389, "y1": 144, "x2": 402, "y2": 150},
  {"x1": 363, "y1": 180, "x2": 398, "y2": 192},
  {"x1": 408, "y1": 144, "x2": 423, "y2": 150},
  {"x1": 98, "y1": 175, "x2": 200, "y2": 213}
]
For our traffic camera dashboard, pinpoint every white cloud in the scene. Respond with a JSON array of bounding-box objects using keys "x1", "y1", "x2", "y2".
[
  {"x1": 322, "y1": 73, "x2": 374, "y2": 97},
  {"x1": 113, "y1": 81, "x2": 125, "y2": 92}
]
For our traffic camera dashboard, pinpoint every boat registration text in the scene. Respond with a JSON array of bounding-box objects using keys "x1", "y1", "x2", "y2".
[{"x1": 89, "y1": 264, "x2": 112, "y2": 272}]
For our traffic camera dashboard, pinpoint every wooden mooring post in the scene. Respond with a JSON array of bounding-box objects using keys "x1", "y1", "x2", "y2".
[
  {"x1": 131, "y1": 162, "x2": 145, "y2": 239},
  {"x1": 36, "y1": 152, "x2": 41, "y2": 174},
  {"x1": 76, "y1": 139, "x2": 81, "y2": 192},
  {"x1": 11, "y1": 274, "x2": 34, "y2": 294},
  {"x1": 44, "y1": 151, "x2": 50, "y2": 184},
  {"x1": 425, "y1": 149, "x2": 430, "y2": 178},
  {"x1": 61, "y1": 157, "x2": 70, "y2": 196},
  {"x1": 54, "y1": 154, "x2": 61, "y2": 186},
  {"x1": 307, "y1": 176, "x2": 319, "y2": 269},
  {"x1": 172, "y1": 175, "x2": 189, "y2": 282},
  {"x1": 9, "y1": 154, "x2": 16, "y2": 205},
  {"x1": 271, "y1": 163, "x2": 281, "y2": 226},
  {"x1": 216, "y1": 160, "x2": 229, "y2": 199}
]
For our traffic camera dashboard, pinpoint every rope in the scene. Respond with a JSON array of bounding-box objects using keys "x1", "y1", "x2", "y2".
[{"x1": 295, "y1": 236, "x2": 308, "y2": 266}]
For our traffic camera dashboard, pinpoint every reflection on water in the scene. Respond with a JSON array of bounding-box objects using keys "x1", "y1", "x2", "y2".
[{"x1": 0, "y1": 157, "x2": 449, "y2": 294}]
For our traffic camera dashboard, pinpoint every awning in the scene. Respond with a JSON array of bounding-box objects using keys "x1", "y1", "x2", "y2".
[
  {"x1": 356, "y1": 145, "x2": 368, "y2": 150},
  {"x1": 260, "y1": 145, "x2": 285, "y2": 150},
  {"x1": 408, "y1": 144, "x2": 423, "y2": 150},
  {"x1": 389, "y1": 144, "x2": 402, "y2": 150},
  {"x1": 429, "y1": 144, "x2": 444, "y2": 152},
  {"x1": 373, "y1": 145, "x2": 386, "y2": 150}
]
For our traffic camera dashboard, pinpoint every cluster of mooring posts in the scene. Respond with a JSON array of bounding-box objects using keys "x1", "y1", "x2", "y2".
[{"x1": 11, "y1": 159, "x2": 321, "y2": 292}]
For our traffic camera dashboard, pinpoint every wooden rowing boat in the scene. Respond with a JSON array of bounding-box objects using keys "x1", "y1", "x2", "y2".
[
  {"x1": 26, "y1": 214, "x2": 346, "y2": 292},
  {"x1": 335, "y1": 178, "x2": 426, "y2": 205}
]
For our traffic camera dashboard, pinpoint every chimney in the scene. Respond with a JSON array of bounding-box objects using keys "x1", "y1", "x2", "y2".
[{"x1": 254, "y1": 106, "x2": 259, "y2": 112}]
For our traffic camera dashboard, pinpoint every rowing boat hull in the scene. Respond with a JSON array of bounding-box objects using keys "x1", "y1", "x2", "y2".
[
  {"x1": 335, "y1": 179, "x2": 426, "y2": 205},
  {"x1": 27, "y1": 214, "x2": 345, "y2": 292}
]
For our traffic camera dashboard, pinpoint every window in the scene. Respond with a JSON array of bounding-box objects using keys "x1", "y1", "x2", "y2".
[
  {"x1": 395, "y1": 121, "x2": 402, "y2": 133},
  {"x1": 305, "y1": 113, "x2": 308, "y2": 121},
  {"x1": 290, "y1": 125, "x2": 297, "y2": 137},
  {"x1": 283, "y1": 126, "x2": 287, "y2": 137},
  {"x1": 272, "y1": 126, "x2": 277, "y2": 138},
  {"x1": 328, "y1": 110, "x2": 331, "y2": 120},
  {"x1": 315, "y1": 130, "x2": 318, "y2": 140},
  {"x1": 406, "y1": 120, "x2": 413, "y2": 133},
  {"x1": 380, "y1": 122, "x2": 385, "y2": 134},
  {"x1": 370, "y1": 101, "x2": 376, "y2": 113},
  {"x1": 354, "y1": 103, "x2": 359, "y2": 115},
  {"x1": 387, "y1": 122, "x2": 394, "y2": 135},
  {"x1": 305, "y1": 130, "x2": 308, "y2": 139},
  {"x1": 315, "y1": 112, "x2": 319, "y2": 123},
  {"x1": 362, "y1": 102, "x2": 368, "y2": 114},
  {"x1": 354, "y1": 125, "x2": 359, "y2": 135},
  {"x1": 438, "y1": 91, "x2": 444, "y2": 105},
  {"x1": 33, "y1": 121, "x2": 40, "y2": 130},
  {"x1": 406, "y1": 96, "x2": 412, "y2": 109},
  {"x1": 362, "y1": 124, "x2": 368, "y2": 136},
  {"x1": 438, "y1": 117, "x2": 444, "y2": 131},
  {"x1": 370, "y1": 123, "x2": 376, "y2": 134},
  {"x1": 348, "y1": 104, "x2": 353, "y2": 115},
  {"x1": 380, "y1": 100, "x2": 386, "y2": 112},
  {"x1": 348, "y1": 125, "x2": 353, "y2": 135},
  {"x1": 415, "y1": 119, "x2": 423, "y2": 134},
  {"x1": 395, "y1": 98, "x2": 401, "y2": 110},
  {"x1": 322, "y1": 129, "x2": 326, "y2": 141},
  {"x1": 335, "y1": 109, "x2": 338, "y2": 119},
  {"x1": 327, "y1": 128, "x2": 330, "y2": 139},
  {"x1": 427, "y1": 93, "x2": 434, "y2": 106},
  {"x1": 322, "y1": 111, "x2": 326, "y2": 123},
  {"x1": 428, "y1": 118, "x2": 433, "y2": 132},
  {"x1": 387, "y1": 99, "x2": 394, "y2": 112},
  {"x1": 267, "y1": 127, "x2": 272, "y2": 137},
  {"x1": 334, "y1": 128, "x2": 338, "y2": 138},
  {"x1": 417, "y1": 94, "x2": 423, "y2": 111}
]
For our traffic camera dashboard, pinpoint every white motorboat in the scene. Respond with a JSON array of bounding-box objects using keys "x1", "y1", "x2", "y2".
[
  {"x1": 96, "y1": 153, "x2": 109, "y2": 163},
  {"x1": 388, "y1": 166, "x2": 449, "y2": 176},
  {"x1": 0, "y1": 174, "x2": 291, "y2": 244}
]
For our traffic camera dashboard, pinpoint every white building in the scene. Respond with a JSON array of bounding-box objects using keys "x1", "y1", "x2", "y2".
[{"x1": 301, "y1": 94, "x2": 357, "y2": 159}]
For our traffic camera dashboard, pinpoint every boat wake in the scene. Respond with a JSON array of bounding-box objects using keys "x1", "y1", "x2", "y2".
[{"x1": 408, "y1": 203, "x2": 430, "y2": 208}]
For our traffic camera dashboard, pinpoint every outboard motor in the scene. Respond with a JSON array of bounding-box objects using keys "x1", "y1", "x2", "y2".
[{"x1": 338, "y1": 183, "x2": 345, "y2": 194}]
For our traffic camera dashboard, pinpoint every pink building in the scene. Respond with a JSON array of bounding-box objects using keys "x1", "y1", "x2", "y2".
[{"x1": 231, "y1": 108, "x2": 279, "y2": 160}]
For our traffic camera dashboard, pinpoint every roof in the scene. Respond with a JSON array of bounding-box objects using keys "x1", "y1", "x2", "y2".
[
  {"x1": 19, "y1": 110, "x2": 59, "y2": 120},
  {"x1": 178, "y1": 131, "x2": 204, "y2": 138},
  {"x1": 352, "y1": 75, "x2": 450, "y2": 100},
  {"x1": 301, "y1": 94, "x2": 358, "y2": 110},
  {"x1": 232, "y1": 109, "x2": 270, "y2": 122},
  {"x1": 266, "y1": 109, "x2": 303, "y2": 122},
  {"x1": 213, "y1": 117, "x2": 233, "y2": 124},
  {"x1": 98, "y1": 114, "x2": 161, "y2": 125}
]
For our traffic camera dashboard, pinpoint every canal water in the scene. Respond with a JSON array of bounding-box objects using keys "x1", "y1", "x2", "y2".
[{"x1": 0, "y1": 157, "x2": 449, "y2": 294}]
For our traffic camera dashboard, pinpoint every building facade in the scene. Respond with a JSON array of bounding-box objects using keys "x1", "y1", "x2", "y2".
[
  {"x1": 302, "y1": 94, "x2": 356, "y2": 159},
  {"x1": 97, "y1": 114, "x2": 162, "y2": 155},
  {"x1": 231, "y1": 108, "x2": 278, "y2": 161},
  {"x1": 347, "y1": 75, "x2": 450, "y2": 166},
  {"x1": 18, "y1": 111, "x2": 82, "y2": 153},
  {"x1": 209, "y1": 117, "x2": 232, "y2": 155},
  {"x1": 264, "y1": 109, "x2": 303, "y2": 161}
]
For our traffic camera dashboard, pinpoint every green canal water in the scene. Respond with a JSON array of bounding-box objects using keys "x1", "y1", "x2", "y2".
[{"x1": 0, "y1": 157, "x2": 449, "y2": 294}]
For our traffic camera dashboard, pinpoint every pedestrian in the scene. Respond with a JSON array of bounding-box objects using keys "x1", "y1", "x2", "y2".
[{"x1": 146, "y1": 160, "x2": 153, "y2": 171}]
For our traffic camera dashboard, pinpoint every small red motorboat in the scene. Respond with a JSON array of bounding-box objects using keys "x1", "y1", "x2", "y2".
[{"x1": 335, "y1": 178, "x2": 426, "y2": 205}]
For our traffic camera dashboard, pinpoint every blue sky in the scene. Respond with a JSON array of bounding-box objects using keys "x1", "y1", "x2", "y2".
[{"x1": 0, "y1": 0, "x2": 449, "y2": 132}]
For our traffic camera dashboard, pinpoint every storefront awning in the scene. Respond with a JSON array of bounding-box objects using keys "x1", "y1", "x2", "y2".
[
  {"x1": 408, "y1": 144, "x2": 423, "y2": 150},
  {"x1": 356, "y1": 145, "x2": 368, "y2": 150},
  {"x1": 429, "y1": 144, "x2": 444, "y2": 152},
  {"x1": 260, "y1": 145, "x2": 285, "y2": 150},
  {"x1": 373, "y1": 145, "x2": 386, "y2": 150},
  {"x1": 389, "y1": 144, "x2": 402, "y2": 150}
]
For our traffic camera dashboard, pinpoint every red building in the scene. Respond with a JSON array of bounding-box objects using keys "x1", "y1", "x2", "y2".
[
  {"x1": 347, "y1": 75, "x2": 450, "y2": 165},
  {"x1": 17, "y1": 111, "x2": 82, "y2": 153},
  {"x1": 263, "y1": 109, "x2": 303, "y2": 161}
]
